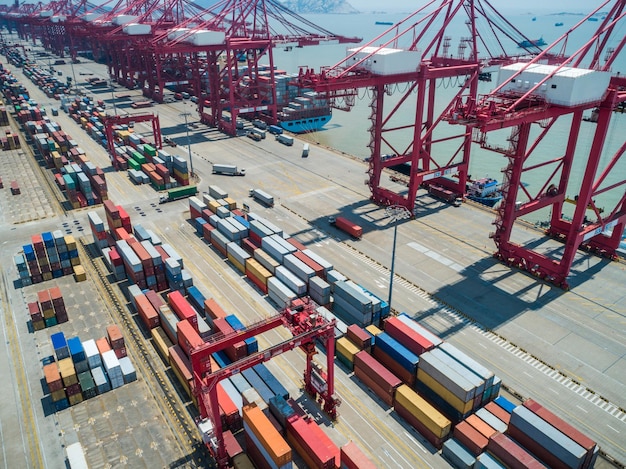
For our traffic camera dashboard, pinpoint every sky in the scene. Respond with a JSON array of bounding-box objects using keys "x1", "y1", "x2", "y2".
[{"x1": 355, "y1": 0, "x2": 611, "y2": 14}]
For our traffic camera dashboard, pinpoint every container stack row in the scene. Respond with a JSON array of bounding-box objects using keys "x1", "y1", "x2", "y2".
[
  {"x1": 28, "y1": 286, "x2": 68, "y2": 330},
  {"x1": 0, "y1": 127, "x2": 20, "y2": 150},
  {"x1": 12, "y1": 54, "x2": 71, "y2": 98},
  {"x1": 45, "y1": 329, "x2": 136, "y2": 412},
  {"x1": 14, "y1": 231, "x2": 81, "y2": 286}
]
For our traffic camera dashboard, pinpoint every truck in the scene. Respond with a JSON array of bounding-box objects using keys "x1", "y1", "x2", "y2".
[
  {"x1": 246, "y1": 130, "x2": 262, "y2": 141},
  {"x1": 302, "y1": 143, "x2": 309, "y2": 158},
  {"x1": 249, "y1": 188, "x2": 274, "y2": 207},
  {"x1": 328, "y1": 216, "x2": 363, "y2": 239},
  {"x1": 427, "y1": 184, "x2": 462, "y2": 207},
  {"x1": 268, "y1": 124, "x2": 283, "y2": 135},
  {"x1": 276, "y1": 134, "x2": 294, "y2": 146},
  {"x1": 159, "y1": 185, "x2": 198, "y2": 204},
  {"x1": 212, "y1": 164, "x2": 245, "y2": 176}
]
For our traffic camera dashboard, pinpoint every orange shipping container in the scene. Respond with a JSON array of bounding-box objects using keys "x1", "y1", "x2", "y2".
[
  {"x1": 243, "y1": 404, "x2": 292, "y2": 467},
  {"x1": 96, "y1": 337, "x2": 111, "y2": 355},
  {"x1": 204, "y1": 298, "x2": 227, "y2": 322},
  {"x1": 465, "y1": 414, "x2": 497, "y2": 439},
  {"x1": 136, "y1": 294, "x2": 160, "y2": 329},
  {"x1": 43, "y1": 362, "x2": 63, "y2": 392},
  {"x1": 106, "y1": 324, "x2": 125, "y2": 349}
]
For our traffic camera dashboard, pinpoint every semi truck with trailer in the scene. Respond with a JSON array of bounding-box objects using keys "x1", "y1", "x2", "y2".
[
  {"x1": 249, "y1": 188, "x2": 274, "y2": 207},
  {"x1": 159, "y1": 185, "x2": 198, "y2": 204},
  {"x1": 427, "y1": 184, "x2": 462, "y2": 207},
  {"x1": 328, "y1": 216, "x2": 363, "y2": 239},
  {"x1": 212, "y1": 164, "x2": 245, "y2": 176}
]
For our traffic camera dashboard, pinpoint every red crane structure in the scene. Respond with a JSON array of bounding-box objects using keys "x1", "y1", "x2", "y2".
[
  {"x1": 190, "y1": 298, "x2": 337, "y2": 469},
  {"x1": 447, "y1": 0, "x2": 626, "y2": 289},
  {"x1": 103, "y1": 113, "x2": 162, "y2": 169},
  {"x1": 295, "y1": 0, "x2": 558, "y2": 213}
]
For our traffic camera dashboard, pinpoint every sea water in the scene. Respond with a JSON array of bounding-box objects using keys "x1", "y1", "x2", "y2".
[{"x1": 271, "y1": 12, "x2": 626, "y2": 223}]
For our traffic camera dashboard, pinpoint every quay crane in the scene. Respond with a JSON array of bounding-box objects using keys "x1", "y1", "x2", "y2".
[
  {"x1": 446, "y1": 0, "x2": 626, "y2": 289},
  {"x1": 295, "y1": 0, "x2": 560, "y2": 213},
  {"x1": 190, "y1": 298, "x2": 338, "y2": 469}
]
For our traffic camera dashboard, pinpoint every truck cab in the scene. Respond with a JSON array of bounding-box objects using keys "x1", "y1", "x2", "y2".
[{"x1": 302, "y1": 144, "x2": 310, "y2": 158}]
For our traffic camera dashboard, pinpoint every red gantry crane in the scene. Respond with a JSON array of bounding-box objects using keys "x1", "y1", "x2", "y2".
[
  {"x1": 295, "y1": 0, "x2": 560, "y2": 213},
  {"x1": 446, "y1": 0, "x2": 626, "y2": 289},
  {"x1": 190, "y1": 298, "x2": 338, "y2": 469}
]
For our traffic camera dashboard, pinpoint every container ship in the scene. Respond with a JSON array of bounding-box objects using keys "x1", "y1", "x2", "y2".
[{"x1": 517, "y1": 37, "x2": 547, "y2": 48}]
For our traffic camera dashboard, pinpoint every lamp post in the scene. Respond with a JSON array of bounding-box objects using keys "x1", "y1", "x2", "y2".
[
  {"x1": 386, "y1": 205, "x2": 412, "y2": 310},
  {"x1": 180, "y1": 112, "x2": 194, "y2": 176}
]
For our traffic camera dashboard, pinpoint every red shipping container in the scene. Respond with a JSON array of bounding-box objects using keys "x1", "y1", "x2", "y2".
[
  {"x1": 168, "y1": 291, "x2": 199, "y2": 331},
  {"x1": 372, "y1": 346, "x2": 415, "y2": 386},
  {"x1": 487, "y1": 432, "x2": 546, "y2": 469},
  {"x1": 241, "y1": 238, "x2": 259, "y2": 255},
  {"x1": 249, "y1": 230, "x2": 262, "y2": 246},
  {"x1": 96, "y1": 337, "x2": 111, "y2": 355},
  {"x1": 217, "y1": 382, "x2": 242, "y2": 431},
  {"x1": 452, "y1": 420, "x2": 488, "y2": 456},
  {"x1": 154, "y1": 245, "x2": 170, "y2": 262},
  {"x1": 37, "y1": 289, "x2": 52, "y2": 308},
  {"x1": 223, "y1": 430, "x2": 244, "y2": 461},
  {"x1": 286, "y1": 415, "x2": 338, "y2": 469},
  {"x1": 354, "y1": 366, "x2": 395, "y2": 406},
  {"x1": 346, "y1": 325, "x2": 372, "y2": 350},
  {"x1": 28, "y1": 302, "x2": 42, "y2": 320},
  {"x1": 285, "y1": 237, "x2": 306, "y2": 251},
  {"x1": 204, "y1": 298, "x2": 228, "y2": 323},
  {"x1": 103, "y1": 200, "x2": 119, "y2": 219},
  {"x1": 484, "y1": 401, "x2": 511, "y2": 425},
  {"x1": 293, "y1": 251, "x2": 324, "y2": 277},
  {"x1": 136, "y1": 294, "x2": 160, "y2": 330},
  {"x1": 340, "y1": 441, "x2": 377, "y2": 469},
  {"x1": 523, "y1": 398, "x2": 596, "y2": 468},
  {"x1": 127, "y1": 238, "x2": 153, "y2": 269},
  {"x1": 507, "y1": 425, "x2": 568, "y2": 469},
  {"x1": 177, "y1": 319, "x2": 204, "y2": 358},
  {"x1": 202, "y1": 223, "x2": 215, "y2": 242},
  {"x1": 43, "y1": 363, "x2": 63, "y2": 392},
  {"x1": 106, "y1": 325, "x2": 125, "y2": 349},
  {"x1": 213, "y1": 318, "x2": 247, "y2": 362},
  {"x1": 383, "y1": 316, "x2": 433, "y2": 356},
  {"x1": 115, "y1": 227, "x2": 130, "y2": 241},
  {"x1": 145, "y1": 290, "x2": 165, "y2": 312},
  {"x1": 354, "y1": 351, "x2": 402, "y2": 396},
  {"x1": 109, "y1": 247, "x2": 123, "y2": 266}
]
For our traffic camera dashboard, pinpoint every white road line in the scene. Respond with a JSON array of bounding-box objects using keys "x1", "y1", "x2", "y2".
[
  {"x1": 576, "y1": 405, "x2": 588, "y2": 413},
  {"x1": 607, "y1": 424, "x2": 620, "y2": 433},
  {"x1": 523, "y1": 372, "x2": 533, "y2": 379}
]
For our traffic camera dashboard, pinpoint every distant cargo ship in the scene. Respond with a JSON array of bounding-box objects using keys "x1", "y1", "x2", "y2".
[
  {"x1": 518, "y1": 37, "x2": 547, "y2": 48},
  {"x1": 375, "y1": 21, "x2": 394, "y2": 26},
  {"x1": 555, "y1": 22, "x2": 564, "y2": 27},
  {"x1": 271, "y1": 74, "x2": 332, "y2": 133},
  {"x1": 466, "y1": 177, "x2": 503, "y2": 207}
]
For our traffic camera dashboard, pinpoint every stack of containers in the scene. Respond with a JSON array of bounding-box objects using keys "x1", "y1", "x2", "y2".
[
  {"x1": 49, "y1": 286, "x2": 68, "y2": 323},
  {"x1": 28, "y1": 300, "x2": 44, "y2": 330},
  {"x1": 107, "y1": 324, "x2": 127, "y2": 359},
  {"x1": 394, "y1": 384, "x2": 452, "y2": 449},
  {"x1": 141, "y1": 240, "x2": 164, "y2": 289},
  {"x1": 384, "y1": 316, "x2": 434, "y2": 356},
  {"x1": 15, "y1": 254, "x2": 31, "y2": 286},
  {"x1": 172, "y1": 155, "x2": 190, "y2": 185},
  {"x1": 78, "y1": 370, "x2": 97, "y2": 400},
  {"x1": 282, "y1": 253, "x2": 316, "y2": 285},
  {"x1": 253, "y1": 247, "x2": 280, "y2": 275},
  {"x1": 89, "y1": 212, "x2": 107, "y2": 252},
  {"x1": 204, "y1": 298, "x2": 227, "y2": 327},
  {"x1": 168, "y1": 291, "x2": 199, "y2": 332},
  {"x1": 339, "y1": 441, "x2": 378, "y2": 469},
  {"x1": 119, "y1": 357, "x2": 137, "y2": 383},
  {"x1": 102, "y1": 246, "x2": 126, "y2": 281},
  {"x1": 58, "y1": 356, "x2": 81, "y2": 406},
  {"x1": 117, "y1": 239, "x2": 145, "y2": 288},
  {"x1": 67, "y1": 337, "x2": 88, "y2": 373},
  {"x1": 168, "y1": 344, "x2": 194, "y2": 400},
  {"x1": 244, "y1": 257, "x2": 272, "y2": 294},
  {"x1": 37, "y1": 289, "x2": 56, "y2": 327},
  {"x1": 51, "y1": 331, "x2": 70, "y2": 360},
  {"x1": 43, "y1": 361, "x2": 67, "y2": 411},
  {"x1": 253, "y1": 363, "x2": 289, "y2": 400},
  {"x1": 189, "y1": 196, "x2": 207, "y2": 220},
  {"x1": 269, "y1": 395, "x2": 296, "y2": 428},
  {"x1": 227, "y1": 242, "x2": 250, "y2": 273},
  {"x1": 275, "y1": 265, "x2": 306, "y2": 297},
  {"x1": 243, "y1": 403, "x2": 293, "y2": 469},
  {"x1": 267, "y1": 277, "x2": 298, "y2": 308},
  {"x1": 226, "y1": 315, "x2": 258, "y2": 356},
  {"x1": 308, "y1": 276, "x2": 331, "y2": 306},
  {"x1": 353, "y1": 351, "x2": 402, "y2": 406},
  {"x1": 507, "y1": 399, "x2": 598, "y2": 469},
  {"x1": 335, "y1": 335, "x2": 361, "y2": 369},
  {"x1": 213, "y1": 318, "x2": 247, "y2": 362},
  {"x1": 177, "y1": 319, "x2": 204, "y2": 358},
  {"x1": 347, "y1": 325, "x2": 373, "y2": 352},
  {"x1": 42, "y1": 232, "x2": 58, "y2": 280},
  {"x1": 102, "y1": 349, "x2": 124, "y2": 389},
  {"x1": 332, "y1": 280, "x2": 373, "y2": 326},
  {"x1": 372, "y1": 332, "x2": 419, "y2": 386},
  {"x1": 17, "y1": 232, "x2": 81, "y2": 284},
  {"x1": 286, "y1": 414, "x2": 339, "y2": 469}
]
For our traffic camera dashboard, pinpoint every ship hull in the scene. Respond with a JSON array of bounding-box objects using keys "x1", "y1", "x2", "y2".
[
  {"x1": 468, "y1": 195, "x2": 502, "y2": 207},
  {"x1": 280, "y1": 114, "x2": 332, "y2": 133}
]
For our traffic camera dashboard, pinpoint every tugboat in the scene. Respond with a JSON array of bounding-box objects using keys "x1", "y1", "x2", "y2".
[
  {"x1": 517, "y1": 37, "x2": 547, "y2": 48},
  {"x1": 466, "y1": 177, "x2": 503, "y2": 207}
]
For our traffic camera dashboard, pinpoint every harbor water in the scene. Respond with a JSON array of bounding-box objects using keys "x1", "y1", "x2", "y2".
[{"x1": 271, "y1": 12, "x2": 626, "y2": 224}]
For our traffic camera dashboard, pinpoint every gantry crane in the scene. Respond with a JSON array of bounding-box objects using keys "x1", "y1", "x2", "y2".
[
  {"x1": 190, "y1": 298, "x2": 338, "y2": 469},
  {"x1": 446, "y1": 0, "x2": 626, "y2": 289},
  {"x1": 103, "y1": 113, "x2": 162, "y2": 169},
  {"x1": 295, "y1": 0, "x2": 560, "y2": 213}
]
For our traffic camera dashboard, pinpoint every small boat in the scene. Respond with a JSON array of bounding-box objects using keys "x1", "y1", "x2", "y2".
[
  {"x1": 517, "y1": 37, "x2": 547, "y2": 48},
  {"x1": 466, "y1": 177, "x2": 503, "y2": 207},
  {"x1": 532, "y1": 17, "x2": 537, "y2": 21},
  {"x1": 588, "y1": 17, "x2": 598, "y2": 22},
  {"x1": 555, "y1": 22, "x2": 564, "y2": 27},
  {"x1": 375, "y1": 21, "x2": 394, "y2": 26}
]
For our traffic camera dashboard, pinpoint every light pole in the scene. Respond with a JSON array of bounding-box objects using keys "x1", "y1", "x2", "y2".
[
  {"x1": 386, "y1": 205, "x2": 412, "y2": 311},
  {"x1": 109, "y1": 80, "x2": 117, "y2": 116},
  {"x1": 180, "y1": 112, "x2": 194, "y2": 177}
]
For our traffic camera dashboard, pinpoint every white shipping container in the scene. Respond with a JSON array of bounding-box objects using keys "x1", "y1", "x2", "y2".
[
  {"x1": 347, "y1": 46, "x2": 421, "y2": 75},
  {"x1": 123, "y1": 23, "x2": 151, "y2": 35},
  {"x1": 208, "y1": 185, "x2": 228, "y2": 199},
  {"x1": 112, "y1": 14, "x2": 139, "y2": 25},
  {"x1": 275, "y1": 266, "x2": 307, "y2": 296},
  {"x1": 82, "y1": 339, "x2": 102, "y2": 369},
  {"x1": 183, "y1": 29, "x2": 226, "y2": 46},
  {"x1": 267, "y1": 277, "x2": 297, "y2": 308},
  {"x1": 283, "y1": 254, "x2": 315, "y2": 283},
  {"x1": 496, "y1": 63, "x2": 611, "y2": 107},
  {"x1": 227, "y1": 241, "x2": 251, "y2": 266},
  {"x1": 66, "y1": 442, "x2": 89, "y2": 469}
]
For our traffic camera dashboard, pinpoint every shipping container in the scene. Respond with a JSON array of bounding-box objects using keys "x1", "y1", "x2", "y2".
[
  {"x1": 353, "y1": 351, "x2": 401, "y2": 407},
  {"x1": 340, "y1": 441, "x2": 377, "y2": 469},
  {"x1": 243, "y1": 403, "x2": 292, "y2": 468},
  {"x1": 384, "y1": 316, "x2": 434, "y2": 355},
  {"x1": 393, "y1": 384, "x2": 451, "y2": 439},
  {"x1": 452, "y1": 420, "x2": 488, "y2": 456},
  {"x1": 442, "y1": 438, "x2": 476, "y2": 469},
  {"x1": 487, "y1": 432, "x2": 547, "y2": 469},
  {"x1": 286, "y1": 415, "x2": 338, "y2": 469}
]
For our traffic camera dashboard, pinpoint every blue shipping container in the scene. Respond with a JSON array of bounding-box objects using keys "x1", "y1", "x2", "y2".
[
  {"x1": 186, "y1": 286, "x2": 206, "y2": 315},
  {"x1": 241, "y1": 368, "x2": 274, "y2": 405},
  {"x1": 253, "y1": 363, "x2": 289, "y2": 400},
  {"x1": 494, "y1": 396, "x2": 516, "y2": 414},
  {"x1": 67, "y1": 336, "x2": 86, "y2": 362},
  {"x1": 225, "y1": 315, "x2": 245, "y2": 331},
  {"x1": 374, "y1": 332, "x2": 419, "y2": 374}
]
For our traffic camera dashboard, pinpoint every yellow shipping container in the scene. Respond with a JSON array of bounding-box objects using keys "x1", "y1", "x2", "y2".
[
  {"x1": 70, "y1": 257, "x2": 81, "y2": 266},
  {"x1": 58, "y1": 358, "x2": 78, "y2": 387},
  {"x1": 394, "y1": 384, "x2": 451, "y2": 438},
  {"x1": 336, "y1": 337, "x2": 361, "y2": 363},
  {"x1": 68, "y1": 393, "x2": 84, "y2": 406},
  {"x1": 42, "y1": 272, "x2": 53, "y2": 281},
  {"x1": 245, "y1": 258, "x2": 272, "y2": 284},
  {"x1": 42, "y1": 307, "x2": 55, "y2": 319},
  {"x1": 64, "y1": 235, "x2": 77, "y2": 250},
  {"x1": 227, "y1": 253, "x2": 246, "y2": 274},
  {"x1": 51, "y1": 388, "x2": 66, "y2": 402},
  {"x1": 80, "y1": 117, "x2": 88, "y2": 128},
  {"x1": 151, "y1": 327, "x2": 173, "y2": 364},
  {"x1": 417, "y1": 369, "x2": 473, "y2": 414},
  {"x1": 223, "y1": 197, "x2": 237, "y2": 210},
  {"x1": 254, "y1": 249, "x2": 279, "y2": 274},
  {"x1": 32, "y1": 320, "x2": 45, "y2": 331},
  {"x1": 73, "y1": 265, "x2": 86, "y2": 282},
  {"x1": 365, "y1": 324, "x2": 383, "y2": 336},
  {"x1": 243, "y1": 404, "x2": 292, "y2": 467},
  {"x1": 208, "y1": 200, "x2": 221, "y2": 214}
]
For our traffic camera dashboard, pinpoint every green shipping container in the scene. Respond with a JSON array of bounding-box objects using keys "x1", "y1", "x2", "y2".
[
  {"x1": 63, "y1": 174, "x2": 76, "y2": 190},
  {"x1": 131, "y1": 151, "x2": 146, "y2": 164},
  {"x1": 127, "y1": 158, "x2": 140, "y2": 171},
  {"x1": 143, "y1": 144, "x2": 156, "y2": 157},
  {"x1": 45, "y1": 316, "x2": 58, "y2": 327},
  {"x1": 78, "y1": 371, "x2": 97, "y2": 399}
]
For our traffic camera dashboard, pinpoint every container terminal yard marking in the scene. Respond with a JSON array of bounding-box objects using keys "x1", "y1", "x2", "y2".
[{"x1": 334, "y1": 242, "x2": 626, "y2": 425}]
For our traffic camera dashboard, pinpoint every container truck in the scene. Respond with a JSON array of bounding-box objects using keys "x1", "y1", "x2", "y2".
[
  {"x1": 302, "y1": 144, "x2": 310, "y2": 158},
  {"x1": 268, "y1": 125, "x2": 283, "y2": 135},
  {"x1": 329, "y1": 216, "x2": 363, "y2": 239},
  {"x1": 159, "y1": 185, "x2": 198, "y2": 204},
  {"x1": 249, "y1": 188, "x2": 274, "y2": 207},
  {"x1": 276, "y1": 134, "x2": 294, "y2": 146},
  {"x1": 427, "y1": 184, "x2": 462, "y2": 207},
  {"x1": 212, "y1": 164, "x2": 245, "y2": 176}
]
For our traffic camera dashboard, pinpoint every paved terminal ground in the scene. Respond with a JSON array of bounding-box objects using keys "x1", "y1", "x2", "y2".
[{"x1": 0, "y1": 36, "x2": 624, "y2": 468}]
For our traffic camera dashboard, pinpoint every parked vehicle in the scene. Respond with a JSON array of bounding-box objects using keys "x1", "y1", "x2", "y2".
[
  {"x1": 427, "y1": 184, "x2": 462, "y2": 207},
  {"x1": 159, "y1": 185, "x2": 197, "y2": 204},
  {"x1": 276, "y1": 134, "x2": 294, "y2": 146},
  {"x1": 268, "y1": 125, "x2": 283, "y2": 135},
  {"x1": 302, "y1": 143, "x2": 310, "y2": 157},
  {"x1": 249, "y1": 188, "x2": 274, "y2": 207},
  {"x1": 329, "y1": 216, "x2": 363, "y2": 239},
  {"x1": 247, "y1": 131, "x2": 262, "y2": 141},
  {"x1": 212, "y1": 164, "x2": 245, "y2": 176}
]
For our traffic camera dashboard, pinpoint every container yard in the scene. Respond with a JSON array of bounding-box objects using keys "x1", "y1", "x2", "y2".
[{"x1": 0, "y1": 2, "x2": 625, "y2": 469}]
